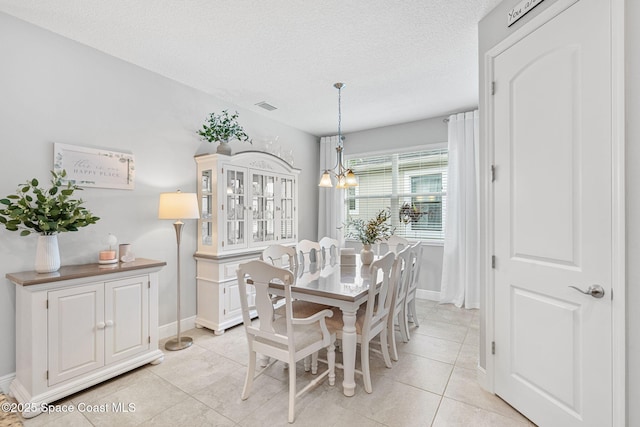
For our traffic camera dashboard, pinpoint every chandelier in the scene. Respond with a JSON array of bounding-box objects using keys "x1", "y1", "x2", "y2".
[{"x1": 318, "y1": 83, "x2": 358, "y2": 188}]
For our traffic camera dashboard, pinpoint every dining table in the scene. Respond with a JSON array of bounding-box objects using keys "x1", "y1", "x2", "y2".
[{"x1": 267, "y1": 256, "x2": 379, "y2": 397}]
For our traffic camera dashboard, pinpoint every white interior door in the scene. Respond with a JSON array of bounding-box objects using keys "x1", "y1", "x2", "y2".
[{"x1": 493, "y1": 0, "x2": 612, "y2": 426}]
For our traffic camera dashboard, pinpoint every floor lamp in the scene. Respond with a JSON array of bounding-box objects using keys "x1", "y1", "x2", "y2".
[{"x1": 158, "y1": 190, "x2": 200, "y2": 351}]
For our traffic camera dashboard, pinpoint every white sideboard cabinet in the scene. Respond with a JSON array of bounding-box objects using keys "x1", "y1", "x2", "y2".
[
  {"x1": 7, "y1": 258, "x2": 166, "y2": 418},
  {"x1": 194, "y1": 151, "x2": 299, "y2": 334}
]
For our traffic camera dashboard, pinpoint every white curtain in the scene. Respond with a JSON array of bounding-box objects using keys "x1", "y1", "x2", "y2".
[
  {"x1": 318, "y1": 136, "x2": 345, "y2": 246},
  {"x1": 440, "y1": 110, "x2": 480, "y2": 309}
]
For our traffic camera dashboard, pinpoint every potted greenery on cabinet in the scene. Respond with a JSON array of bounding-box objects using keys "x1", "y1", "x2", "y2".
[
  {"x1": 198, "y1": 110, "x2": 251, "y2": 155},
  {"x1": 0, "y1": 170, "x2": 100, "y2": 272}
]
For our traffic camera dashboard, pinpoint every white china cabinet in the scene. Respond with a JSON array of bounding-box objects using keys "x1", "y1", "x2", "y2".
[{"x1": 194, "y1": 151, "x2": 299, "y2": 334}]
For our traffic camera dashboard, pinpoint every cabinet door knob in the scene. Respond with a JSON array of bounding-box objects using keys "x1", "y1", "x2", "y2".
[
  {"x1": 106, "y1": 320, "x2": 114, "y2": 327},
  {"x1": 96, "y1": 322, "x2": 106, "y2": 329}
]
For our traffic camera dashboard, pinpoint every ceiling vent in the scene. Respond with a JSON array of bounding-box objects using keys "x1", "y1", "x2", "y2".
[{"x1": 255, "y1": 101, "x2": 277, "y2": 111}]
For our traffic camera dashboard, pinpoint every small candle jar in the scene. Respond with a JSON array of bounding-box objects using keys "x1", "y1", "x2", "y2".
[{"x1": 99, "y1": 250, "x2": 116, "y2": 261}]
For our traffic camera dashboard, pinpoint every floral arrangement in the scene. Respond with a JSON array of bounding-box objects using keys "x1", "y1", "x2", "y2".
[
  {"x1": 198, "y1": 110, "x2": 251, "y2": 144},
  {"x1": 0, "y1": 170, "x2": 100, "y2": 236},
  {"x1": 399, "y1": 202, "x2": 424, "y2": 224},
  {"x1": 345, "y1": 209, "x2": 395, "y2": 245}
]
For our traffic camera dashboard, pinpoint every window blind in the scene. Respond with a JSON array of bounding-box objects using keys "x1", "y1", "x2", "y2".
[{"x1": 345, "y1": 148, "x2": 448, "y2": 241}]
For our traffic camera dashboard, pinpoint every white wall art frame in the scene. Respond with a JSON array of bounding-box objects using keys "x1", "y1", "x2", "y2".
[{"x1": 53, "y1": 143, "x2": 135, "y2": 190}]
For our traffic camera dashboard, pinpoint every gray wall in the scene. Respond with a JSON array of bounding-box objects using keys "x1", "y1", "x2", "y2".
[
  {"x1": 342, "y1": 117, "x2": 449, "y2": 294},
  {"x1": 625, "y1": 1, "x2": 639, "y2": 425},
  {"x1": 479, "y1": 0, "x2": 638, "y2": 424},
  {"x1": 0, "y1": 12, "x2": 319, "y2": 380}
]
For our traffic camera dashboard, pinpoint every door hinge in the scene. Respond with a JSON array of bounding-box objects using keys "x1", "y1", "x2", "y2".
[
  {"x1": 222, "y1": 241, "x2": 225, "y2": 247},
  {"x1": 221, "y1": 167, "x2": 224, "y2": 174},
  {"x1": 491, "y1": 165, "x2": 496, "y2": 182},
  {"x1": 221, "y1": 204, "x2": 224, "y2": 211},
  {"x1": 46, "y1": 299, "x2": 49, "y2": 309},
  {"x1": 46, "y1": 370, "x2": 49, "y2": 380},
  {"x1": 491, "y1": 341, "x2": 496, "y2": 355},
  {"x1": 491, "y1": 81, "x2": 496, "y2": 95},
  {"x1": 148, "y1": 281, "x2": 151, "y2": 289},
  {"x1": 148, "y1": 336, "x2": 151, "y2": 344},
  {"x1": 223, "y1": 288, "x2": 226, "y2": 294},
  {"x1": 491, "y1": 255, "x2": 496, "y2": 269},
  {"x1": 223, "y1": 309, "x2": 226, "y2": 315}
]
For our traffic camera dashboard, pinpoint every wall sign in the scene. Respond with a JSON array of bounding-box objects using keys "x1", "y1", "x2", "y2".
[
  {"x1": 507, "y1": 0, "x2": 545, "y2": 27},
  {"x1": 53, "y1": 143, "x2": 135, "y2": 190}
]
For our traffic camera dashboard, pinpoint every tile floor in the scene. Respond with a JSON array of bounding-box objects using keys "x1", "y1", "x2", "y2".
[{"x1": 19, "y1": 299, "x2": 535, "y2": 426}]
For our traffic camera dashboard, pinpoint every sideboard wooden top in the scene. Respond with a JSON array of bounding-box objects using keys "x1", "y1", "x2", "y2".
[{"x1": 6, "y1": 258, "x2": 167, "y2": 286}]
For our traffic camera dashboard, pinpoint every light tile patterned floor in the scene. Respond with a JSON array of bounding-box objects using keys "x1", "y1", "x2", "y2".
[{"x1": 19, "y1": 300, "x2": 535, "y2": 426}]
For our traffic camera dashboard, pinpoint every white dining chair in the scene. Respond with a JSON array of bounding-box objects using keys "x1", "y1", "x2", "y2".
[
  {"x1": 264, "y1": 244, "x2": 331, "y2": 373},
  {"x1": 380, "y1": 235, "x2": 409, "y2": 254},
  {"x1": 325, "y1": 251, "x2": 396, "y2": 393},
  {"x1": 237, "y1": 260, "x2": 336, "y2": 423},
  {"x1": 261, "y1": 244, "x2": 298, "y2": 271},
  {"x1": 319, "y1": 237, "x2": 339, "y2": 265},
  {"x1": 297, "y1": 239, "x2": 321, "y2": 268},
  {"x1": 387, "y1": 245, "x2": 412, "y2": 361},
  {"x1": 404, "y1": 241, "x2": 423, "y2": 338}
]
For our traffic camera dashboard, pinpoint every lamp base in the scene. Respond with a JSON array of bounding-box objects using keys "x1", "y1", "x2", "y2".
[{"x1": 164, "y1": 336, "x2": 193, "y2": 351}]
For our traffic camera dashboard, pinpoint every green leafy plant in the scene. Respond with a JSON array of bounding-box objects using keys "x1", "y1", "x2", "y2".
[
  {"x1": 197, "y1": 110, "x2": 251, "y2": 144},
  {"x1": 0, "y1": 170, "x2": 100, "y2": 236},
  {"x1": 345, "y1": 209, "x2": 395, "y2": 245}
]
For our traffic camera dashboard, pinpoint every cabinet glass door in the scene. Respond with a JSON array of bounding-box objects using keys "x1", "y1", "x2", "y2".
[
  {"x1": 200, "y1": 169, "x2": 214, "y2": 247},
  {"x1": 225, "y1": 168, "x2": 246, "y2": 248},
  {"x1": 280, "y1": 177, "x2": 295, "y2": 240},
  {"x1": 251, "y1": 172, "x2": 276, "y2": 244}
]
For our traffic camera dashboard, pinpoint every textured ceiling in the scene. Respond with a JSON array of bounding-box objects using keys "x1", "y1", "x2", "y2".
[{"x1": 0, "y1": 0, "x2": 501, "y2": 136}]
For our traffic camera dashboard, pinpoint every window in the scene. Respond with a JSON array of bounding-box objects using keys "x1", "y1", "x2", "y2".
[
  {"x1": 344, "y1": 147, "x2": 448, "y2": 241},
  {"x1": 347, "y1": 186, "x2": 359, "y2": 214}
]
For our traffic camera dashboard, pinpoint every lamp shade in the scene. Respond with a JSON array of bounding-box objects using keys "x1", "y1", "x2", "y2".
[
  {"x1": 345, "y1": 170, "x2": 358, "y2": 187},
  {"x1": 318, "y1": 171, "x2": 333, "y2": 187},
  {"x1": 158, "y1": 191, "x2": 200, "y2": 220}
]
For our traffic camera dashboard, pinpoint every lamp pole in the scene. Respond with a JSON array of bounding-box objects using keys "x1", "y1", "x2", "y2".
[{"x1": 165, "y1": 219, "x2": 192, "y2": 350}]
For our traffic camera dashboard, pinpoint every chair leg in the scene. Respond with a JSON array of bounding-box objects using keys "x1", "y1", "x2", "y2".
[
  {"x1": 410, "y1": 298, "x2": 420, "y2": 327},
  {"x1": 361, "y1": 340, "x2": 372, "y2": 393},
  {"x1": 303, "y1": 356, "x2": 311, "y2": 372},
  {"x1": 288, "y1": 358, "x2": 297, "y2": 423},
  {"x1": 259, "y1": 354, "x2": 270, "y2": 367},
  {"x1": 388, "y1": 314, "x2": 399, "y2": 362},
  {"x1": 242, "y1": 350, "x2": 256, "y2": 400},
  {"x1": 311, "y1": 352, "x2": 318, "y2": 375},
  {"x1": 380, "y1": 328, "x2": 393, "y2": 368},
  {"x1": 399, "y1": 305, "x2": 410, "y2": 343},
  {"x1": 328, "y1": 342, "x2": 336, "y2": 386}
]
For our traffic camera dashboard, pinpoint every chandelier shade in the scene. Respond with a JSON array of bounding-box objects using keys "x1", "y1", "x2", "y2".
[{"x1": 318, "y1": 83, "x2": 358, "y2": 188}]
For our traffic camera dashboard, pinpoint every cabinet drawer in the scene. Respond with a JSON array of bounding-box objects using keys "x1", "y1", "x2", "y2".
[
  {"x1": 197, "y1": 260, "x2": 242, "y2": 282},
  {"x1": 223, "y1": 263, "x2": 241, "y2": 280}
]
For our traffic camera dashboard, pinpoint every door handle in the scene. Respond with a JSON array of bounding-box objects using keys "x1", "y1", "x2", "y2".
[{"x1": 568, "y1": 284, "x2": 605, "y2": 299}]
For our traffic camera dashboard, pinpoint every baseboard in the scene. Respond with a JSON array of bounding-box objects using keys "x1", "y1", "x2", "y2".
[
  {"x1": 417, "y1": 289, "x2": 440, "y2": 301},
  {"x1": 476, "y1": 365, "x2": 490, "y2": 391},
  {"x1": 0, "y1": 372, "x2": 15, "y2": 394},
  {"x1": 158, "y1": 315, "x2": 197, "y2": 340}
]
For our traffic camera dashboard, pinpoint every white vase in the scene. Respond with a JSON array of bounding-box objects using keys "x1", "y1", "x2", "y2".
[
  {"x1": 35, "y1": 234, "x2": 61, "y2": 273},
  {"x1": 360, "y1": 244, "x2": 374, "y2": 265},
  {"x1": 216, "y1": 140, "x2": 232, "y2": 155}
]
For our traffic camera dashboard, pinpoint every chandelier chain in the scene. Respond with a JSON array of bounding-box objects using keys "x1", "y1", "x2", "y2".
[{"x1": 338, "y1": 84, "x2": 342, "y2": 145}]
